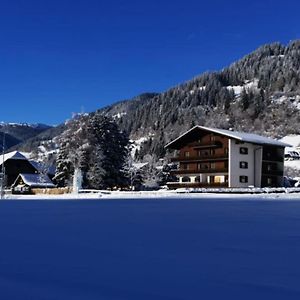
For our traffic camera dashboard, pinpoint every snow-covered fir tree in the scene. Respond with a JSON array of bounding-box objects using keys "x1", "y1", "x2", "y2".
[{"x1": 55, "y1": 113, "x2": 129, "y2": 189}]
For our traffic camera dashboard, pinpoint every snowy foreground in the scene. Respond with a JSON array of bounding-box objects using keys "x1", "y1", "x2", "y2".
[
  {"x1": 5, "y1": 188, "x2": 300, "y2": 200},
  {"x1": 1, "y1": 196, "x2": 300, "y2": 299}
]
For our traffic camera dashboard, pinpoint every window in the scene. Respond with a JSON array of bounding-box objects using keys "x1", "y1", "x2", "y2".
[
  {"x1": 184, "y1": 151, "x2": 190, "y2": 158},
  {"x1": 240, "y1": 161, "x2": 248, "y2": 169},
  {"x1": 198, "y1": 163, "x2": 209, "y2": 170},
  {"x1": 240, "y1": 147, "x2": 248, "y2": 155},
  {"x1": 239, "y1": 176, "x2": 248, "y2": 183},
  {"x1": 210, "y1": 135, "x2": 216, "y2": 142},
  {"x1": 182, "y1": 176, "x2": 191, "y2": 183},
  {"x1": 210, "y1": 149, "x2": 215, "y2": 155},
  {"x1": 195, "y1": 176, "x2": 201, "y2": 183},
  {"x1": 182, "y1": 163, "x2": 189, "y2": 170},
  {"x1": 224, "y1": 147, "x2": 229, "y2": 155},
  {"x1": 210, "y1": 162, "x2": 216, "y2": 170},
  {"x1": 200, "y1": 150, "x2": 209, "y2": 157},
  {"x1": 267, "y1": 177, "x2": 273, "y2": 185}
]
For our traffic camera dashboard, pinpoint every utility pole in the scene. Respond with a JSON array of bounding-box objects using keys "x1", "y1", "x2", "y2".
[{"x1": 1, "y1": 131, "x2": 5, "y2": 199}]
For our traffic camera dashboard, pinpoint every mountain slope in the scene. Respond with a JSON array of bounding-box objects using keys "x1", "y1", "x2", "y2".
[
  {"x1": 97, "y1": 40, "x2": 300, "y2": 159},
  {"x1": 13, "y1": 40, "x2": 300, "y2": 162},
  {"x1": 0, "y1": 123, "x2": 52, "y2": 150}
]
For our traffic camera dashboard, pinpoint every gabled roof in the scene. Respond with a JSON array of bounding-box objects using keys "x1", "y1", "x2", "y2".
[
  {"x1": 13, "y1": 173, "x2": 55, "y2": 188},
  {"x1": 165, "y1": 126, "x2": 292, "y2": 149},
  {"x1": 29, "y1": 160, "x2": 56, "y2": 176},
  {"x1": 0, "y1": 151, "x2": 28, "y2": 166}
]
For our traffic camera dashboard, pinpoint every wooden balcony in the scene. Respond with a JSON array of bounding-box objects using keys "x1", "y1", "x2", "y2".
[
  {"x1": 170, "y1": 168, "x2": 229, "y2": 175},
  {"x1": 192, "y1": 141, "x2": 223, "y2": 149},
  {"x1": 262, "y1": 156, "x2": 283, "y2": 162},
  {"x1": 171, "y1": 154, "x2": 228, "y2": 163}
]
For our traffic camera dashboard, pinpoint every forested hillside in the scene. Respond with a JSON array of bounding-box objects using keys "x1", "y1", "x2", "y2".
[
  {"x1": 14, "y1": 40, "x2": 300, "y2": 163},
  {"x1": 98, "y1": 40, "x2": 300, "y2": 160}
]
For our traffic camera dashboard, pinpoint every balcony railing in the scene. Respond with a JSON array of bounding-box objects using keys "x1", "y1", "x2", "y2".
[
  {"x1": 170, "y1": 168, "x2": 229, "y2": 175},
  {"x1": 191, "y1": 141, "x2": 224, "y2": 149},
  {"x1": 262, "y1": 156, "x2": 284, "y2": 162},
  {"x1": 262, "y1": 170, "x2": 283, "y2": 176},
  {"x1": 171, "y1": 154, "x2": 228, "y2": 162}
]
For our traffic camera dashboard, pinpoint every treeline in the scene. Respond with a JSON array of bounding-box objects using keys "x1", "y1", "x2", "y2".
[{"x1": 98, "y1": 40, "x2": 300, "y2": 161}]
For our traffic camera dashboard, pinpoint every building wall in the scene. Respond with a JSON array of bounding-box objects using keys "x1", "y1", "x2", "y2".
[
  {"x1": 4, "y1": 160, "x2": 38, "y2": 186},
  {"x1": 229, "y1": 140, "x2": 263, "y2": 188}
]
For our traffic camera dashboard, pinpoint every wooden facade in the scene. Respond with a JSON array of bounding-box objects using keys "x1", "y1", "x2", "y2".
[{"x1": 168, "y1": 131, "x2": 230, "y2": 188}]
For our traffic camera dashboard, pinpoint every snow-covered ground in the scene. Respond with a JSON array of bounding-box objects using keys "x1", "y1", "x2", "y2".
[
  {"x1": 280, "y1": 134, "x2": 300, "y2": 149},
  {"x1": 280, "y1": 135, "x2": 300, "y2": 171},
  {"x1": 273, "y1": 94, "x2": 300, "y2": 109},
  {"x1": 5, "y1": 189, "x2": 300, "y2": 200},
  {"x1": 227, "y1": 79, "x2": 259, "y2": 96},
  {"x1": 1, "y1": 197, "x2": 300, "y2": 299},
  {"x1": 130, "y1": 134, "x2": 155, "y2": 157}
]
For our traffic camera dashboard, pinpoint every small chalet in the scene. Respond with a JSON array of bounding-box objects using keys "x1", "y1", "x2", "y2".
[
  {"x1": 0, "y1": 151, "x2": 39, "y2": 186},
  {"x1": 165, "y1": 126, "x2": 291, "y2": 189},
  {"x1": 12, "y1": 173, "x2": 55, "y2": 194}
]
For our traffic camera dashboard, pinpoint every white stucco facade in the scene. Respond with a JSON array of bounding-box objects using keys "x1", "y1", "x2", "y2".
[{"x1": 228, "y1": 140, "x2": 263, "y2": 188}]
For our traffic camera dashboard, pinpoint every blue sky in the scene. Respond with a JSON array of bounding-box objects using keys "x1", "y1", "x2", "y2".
[{"x1": 0, "y1": 0, "x2": 299, "y2": 125}]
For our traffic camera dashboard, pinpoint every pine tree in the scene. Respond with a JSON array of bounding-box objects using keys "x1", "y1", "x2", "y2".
[{"x1": 56, "y1": 113, "x2": 130, "y2": 190}]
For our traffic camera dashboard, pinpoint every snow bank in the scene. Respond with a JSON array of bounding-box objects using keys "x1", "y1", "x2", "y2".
[
  {"x1": 280, "y1": 135, "x2": 300, "y2": 149},
  {"x1": 5, "y1": 188, "x2": 300, "y2": 200}
]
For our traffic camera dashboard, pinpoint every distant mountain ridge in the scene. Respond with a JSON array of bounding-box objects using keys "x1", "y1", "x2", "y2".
[
  {"x1": 0, "y1": 122, "x2": 52, "y2": 150},
  {"x1": 12, "y1": 40, "x2": 300, "y2": 162}
]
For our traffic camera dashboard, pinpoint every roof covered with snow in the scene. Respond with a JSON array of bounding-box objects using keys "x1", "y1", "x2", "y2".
[
  {"x1": 132, "y1": 162, "x2": 149, "y2": 170},
  {"x1": 13, "y1": 173, "x2": 55, "y2": 188},
  {"x1": 0, "y1": 151, "x2": 28, "y2": 166},
  {"x1": 165, "y1": 126, "x2": 292, "y2": 149}
]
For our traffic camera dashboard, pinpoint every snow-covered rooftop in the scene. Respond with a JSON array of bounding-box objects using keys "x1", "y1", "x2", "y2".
[
  {"x1": 0, "y1": 151, "x2": 28, "y2": 166},
  {"x1": 165, "y1": 126, "x2": 292, "y2": 149},
  {"x1": 14, "y1": 173, "x2": 55, "y2": 188}
]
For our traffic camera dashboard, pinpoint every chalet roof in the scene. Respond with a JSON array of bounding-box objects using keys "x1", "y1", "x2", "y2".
[
  {"x1": 0, "y1": 151, "x2": 28, "y2": 166},
  {"x1": 165, "y1": 126, "x2": 292, "y2": 150},
  {"x1": 13, "y1": 173, "x2": 55, "y2": 188}
]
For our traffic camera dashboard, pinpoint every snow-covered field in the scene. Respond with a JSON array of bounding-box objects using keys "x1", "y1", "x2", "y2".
[
  {"x1": 0, "y1": 197, "x2": 300, "y2": 299},
  {"x1": 5, "y1": 189, "x2": 300, "y2": 200}
]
